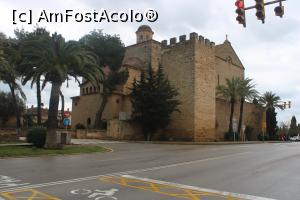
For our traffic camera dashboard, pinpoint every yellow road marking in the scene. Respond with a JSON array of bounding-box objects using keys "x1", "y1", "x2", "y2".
[
  {"x1": 0, "y1": 189, "x2": 60, "y2": 200},
  {"x1": 99, "y1": 175, "x2": 243, "y2": 200}
]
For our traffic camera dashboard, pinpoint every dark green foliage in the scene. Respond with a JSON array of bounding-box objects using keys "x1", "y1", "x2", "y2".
[
  {"x1": 78, "y1": 30, "x2": 127, "y2": 129},
  {"x1": 79, "y1": 30, "x2": 125, "y2": 71},
  {"x1": 288, "y1": 116, "x2": 298, "y2": 136},
  {"x1": 130, "y1": 65, "x2": 180, "y2": 141},
  {"x1": 266, "y1": 107, "x2": 278, "y2": 137},
  {"x1": 244, "y1": 125, "x2": 254, "y2": 141},
  {"x1": 75, "y1": 123, "x2": 86, "y2": 130},
  {"x1": 26, "y1": 127, "x2": 47, "y2": 148},
  {"x1": 257, "y1": 133, "x2": 279, "y2": 141},
  {"x1": 0, "y1": 91, "x2": 25, "y2": 125},
  {"x1": 225, "y1": 131, "x2": 239, "y2": 141}
]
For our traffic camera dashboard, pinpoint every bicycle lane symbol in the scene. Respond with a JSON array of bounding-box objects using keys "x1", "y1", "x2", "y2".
[{"x1": 70, "y1": 188, "x2": 119, "y2": 200}]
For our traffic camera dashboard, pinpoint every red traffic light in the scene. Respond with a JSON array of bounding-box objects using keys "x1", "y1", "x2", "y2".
[
  {"x1": 235, "y1": 0, "x2": 244, "y2": 8},
  {"x1": 235, "y1": 0, "x2": 246, "y2": 27}
]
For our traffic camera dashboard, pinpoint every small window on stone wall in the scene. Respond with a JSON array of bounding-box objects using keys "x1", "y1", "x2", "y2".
[{"x1": 116, "y1": 99, "x2": 120, "y2": 104}]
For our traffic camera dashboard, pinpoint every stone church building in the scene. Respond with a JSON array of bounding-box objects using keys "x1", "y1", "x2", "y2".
[{"x1": 71, "y1": 25, "x2": 263, "y2": 141}]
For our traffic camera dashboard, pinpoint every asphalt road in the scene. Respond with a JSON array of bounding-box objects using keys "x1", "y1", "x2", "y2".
[{"x1": 1, "y1": 141, "x2": 300, "y2": 200}]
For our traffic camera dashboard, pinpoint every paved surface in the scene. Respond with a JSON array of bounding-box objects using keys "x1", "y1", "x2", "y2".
[{"x1": 0, "y1": 141, "x2": 299, "y2": 200}]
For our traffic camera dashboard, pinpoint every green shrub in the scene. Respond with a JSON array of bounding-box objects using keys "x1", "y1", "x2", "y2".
[
  {"x1": 225, "y1": 131, "x2": 240, "y2": 141},
  {"x1": 244, "y1": 125, "x2": 254, "y2": 141},
  {"x1": 26, "y1": 127, "x2": 47, "y2": 148},
  {"x1": 75, "y1": 123, "x2": 86, "y2": 129}
]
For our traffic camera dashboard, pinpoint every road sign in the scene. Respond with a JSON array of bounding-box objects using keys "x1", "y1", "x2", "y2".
[
  {"x1": 64, "y1": 111, "x2": 71, "y2": 118},
  {"x1": 63, "y1": 118, "x2": 71, "y2": 126}
]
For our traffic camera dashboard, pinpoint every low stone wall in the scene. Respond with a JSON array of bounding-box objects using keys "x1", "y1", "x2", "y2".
[
  {"x1": 107, "y1": 119, "x2": 143, "y2": 140},
  {"x1": 73, "y1": 129, "x2": 107, "y2": 139},
  {"x1": 0, "y1": 129, "x2": 18, "y2": 142}
]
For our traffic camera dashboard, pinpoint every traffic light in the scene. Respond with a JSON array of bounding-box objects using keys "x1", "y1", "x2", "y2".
[
  {"x1": 235, "y1": 0, "x2": 246, "y2": 27},
  {"x1": 274, "y1": 5, "x2": 284, "y2": 17},
  {"x1": 283, "y1": 102, "x2": 286, "y2": 109},
  {"x1": 288, "y1": 101, "x2": 291, "y2": 108},
  {"x1": 255, "y1": 0, "x2": 265, "y2": 23}
]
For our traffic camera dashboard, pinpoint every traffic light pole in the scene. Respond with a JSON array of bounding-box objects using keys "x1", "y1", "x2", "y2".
[{"x1": 244, "y1": 0, "x2": 286, "y2": 10}]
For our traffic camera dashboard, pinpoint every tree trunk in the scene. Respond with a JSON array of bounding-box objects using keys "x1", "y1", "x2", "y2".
[
  {"x1": 9, "y1": 84, "x2": 21, "y2": 135},
  {"x1": 238, "y1": 98, "x2": 245, "y2": 137},
  {"x1": 36, "y1": 77, "x2": 42, "y2": 125},
  {"x1": 45, "y1": 81, "x2": 62, "y2": 149},
  {"x1": 59, "y1": 90, "x2": 64, "y2": 127},
  {"x1": 229, "y1": 98, "x2": 235, "y2": 134},
  {"x1": 94, "y1": 93, "x2": 109, "y2": 129}
]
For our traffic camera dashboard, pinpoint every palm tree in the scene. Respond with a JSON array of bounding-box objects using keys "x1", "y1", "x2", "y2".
[
  {"x1": 259, "y1": 91, "x2": 283, "y2": 137},
  {"x1": 237, "y1": 78, "x2": 258, "y2": 135},
  {"x1": 16, "y1": 28, "x2": 50, "y2": 125},
  {"x1": 0, "y1": 37, "x2": 26, "y2": 134},
  {"x1": 22, "y1": 33, "x2": 101, "y2": 148},
  {"x1": 216, "y1": 77, "x2": 241, "y2": 134},
  {"x1": 259, "y1": 91, "x2": 283, "y2": 110}
]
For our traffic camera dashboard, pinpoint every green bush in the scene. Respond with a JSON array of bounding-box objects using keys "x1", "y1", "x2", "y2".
[
  {"x1": 75, "y1": 123, "x2": 86, "y2": 129},
  {"x1": 244, "y1": 125, "x2": 254, "y2": 141},
  {"x1": 26, "y1": 127, "x2": 47, "y2": 148},
  {"x1": 225, "y1": 131, "x2": 240, "y2": 141}
]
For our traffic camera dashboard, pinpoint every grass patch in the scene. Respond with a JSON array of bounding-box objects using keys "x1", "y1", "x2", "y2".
[{"x1": 0, "y1": 146, "x2": 110, "y2": 158}]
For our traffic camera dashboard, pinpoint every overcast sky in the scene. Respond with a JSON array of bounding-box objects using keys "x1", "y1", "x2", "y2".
[{"x1": 0, "y1": 0, "x2": 299, "y2": 125}]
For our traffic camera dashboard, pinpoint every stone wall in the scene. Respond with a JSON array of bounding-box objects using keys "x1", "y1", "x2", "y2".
[
  {"x1": 216, "y1": 98, "x2": 263, "y2": 141},
  {"x1": 71, "y1": 93, "x2": 124, "y2": 129},
  {"x1": 0, "y1": 129, "x2": 18, "y2": 142},
  {"x1": 107, "y1": 119, "x2": 143, "y2": 140},
  {"x1": 161, "y1": 34, "x2": 197, "y2": 140},
  {"x1": 194, "y1": 34, "x2": 216, "y2": 142}
]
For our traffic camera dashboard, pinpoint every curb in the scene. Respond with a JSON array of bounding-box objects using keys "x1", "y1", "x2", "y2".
[
  {"x1": 0, "y1": 143, "x2": 32, "y2": 147},
  {"x1": 119, "y1": 140, "x2": 289, "y2": 145}
]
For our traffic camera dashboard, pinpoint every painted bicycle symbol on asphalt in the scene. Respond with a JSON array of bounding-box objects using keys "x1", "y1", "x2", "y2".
[{"x1": 70, "y1": 188, "x2": 118, "y2": 200}]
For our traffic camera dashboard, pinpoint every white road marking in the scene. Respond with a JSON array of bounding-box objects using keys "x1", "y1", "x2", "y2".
[
  {"x1": 0, "y1": 175, "x2": 29, "y2": 189},
  {"x1": 70, "y1": 188, "x2": 118, "y2": 200},
  {"x1": 122, "y1": 175, "x2": 277, "y2": 200},
  {"x1": 0, "y1": 151, "x2": 250, "y2": 193}
]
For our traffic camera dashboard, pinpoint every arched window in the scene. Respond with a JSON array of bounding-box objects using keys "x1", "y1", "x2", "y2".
[
  {"x1": 140, "y1": 35, "x2": 143, "y2": 41},
  {"x1": 94, "y1": 86, "x2": 96, "y2": 93},
  {"x1": 90, "y1": 87, "x2": 93, "y2": 93},
  {"x1": 82, "y1": 88, "x2": 85, "y2": 95},
  {"x1": 86, "y1": 88, "x2": 88, "y2": 94}
]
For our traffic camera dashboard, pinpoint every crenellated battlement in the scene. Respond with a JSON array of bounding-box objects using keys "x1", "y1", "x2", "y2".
[{"x1": 161, "y1": 32, "x2": 215, "y2": 49}]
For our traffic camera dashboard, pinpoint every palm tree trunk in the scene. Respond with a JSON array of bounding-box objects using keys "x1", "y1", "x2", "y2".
[
  {"x1": 59, "y1": 90, "x2": 64, "y2": 127},
  {"x1": 94, "y1": 93, "x2": 108, "y2": 129},
  {"x1": 229, "y1": 98, "x2": 235, "y2": 134},
  {"x1": 45, "y1": 81, "x2": 62, "y2": 148},
  {"x1": 238, "y1": 98, "x2": 245, "y2": 137},
  {"x1": 36, "y1": 77, "x2": 42, "y2": 125},
  {"x1": 9, "y1": 84, "x2": 21, "y2": 135}
]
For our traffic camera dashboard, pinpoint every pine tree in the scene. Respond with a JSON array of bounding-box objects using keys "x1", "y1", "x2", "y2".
[
  {"x1": 266, "y1": 107, "x2": 278, "y2": 138},
  {"x1": 288, "y1": 116, "x2": 298, "y2": 137},
  {"x1": 130, "y1": 65, "x2": 180, "y2": 141}
]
